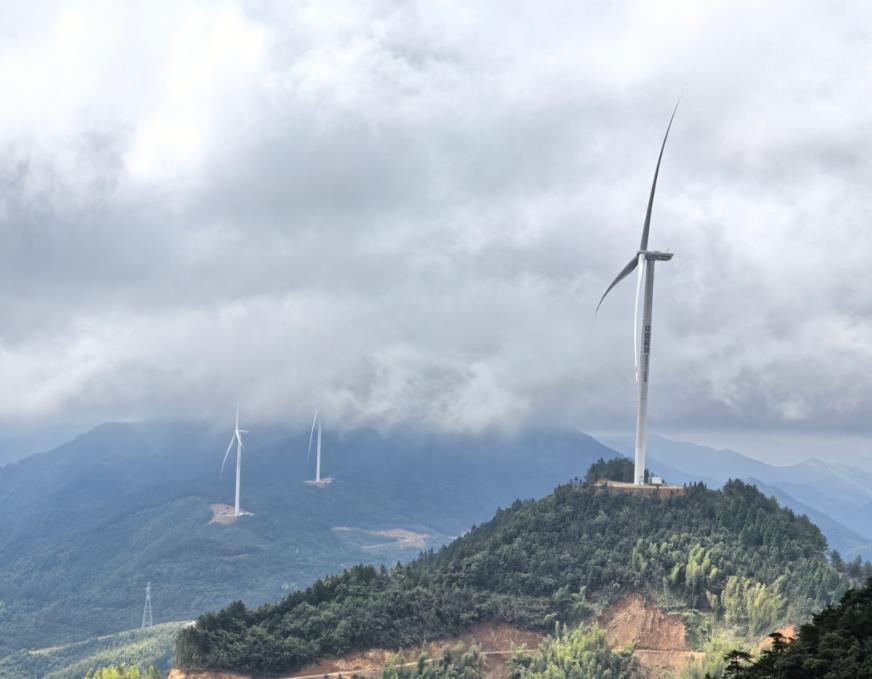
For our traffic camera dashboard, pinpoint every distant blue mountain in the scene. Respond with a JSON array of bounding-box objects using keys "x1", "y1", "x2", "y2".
[
  {"x1": 745, "y1": 478, "x2": 872, "y2": 561},
  {"x1": 0, "y1": 423, "x2": 83, "y2": 467}
]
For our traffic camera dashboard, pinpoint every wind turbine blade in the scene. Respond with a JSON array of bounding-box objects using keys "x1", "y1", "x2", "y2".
[
  {"x1": 596, "y1": 256, "x2": 638, "y2": 313},
  {"x1": 235, "y1": 403, "x2": 239, "y2": 433},
  {"x1": 639, "y1": 97, "x2": 680, "y2": 251},
  {"x1": 220, "y1": 435, "x2": 235, "y2": 477},
  {"x1": 307, "y1": 410, "x2": 319, "y2": 460}
]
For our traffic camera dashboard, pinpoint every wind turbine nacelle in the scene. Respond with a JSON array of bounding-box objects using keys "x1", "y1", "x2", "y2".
[{"x1": 642, "y1": 250, "x2": 674, "y2": 261}]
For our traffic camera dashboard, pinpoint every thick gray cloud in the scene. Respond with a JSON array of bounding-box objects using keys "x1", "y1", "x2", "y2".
[{"x1": 1, "y1": 0, "x2": 871, "y2": 457}]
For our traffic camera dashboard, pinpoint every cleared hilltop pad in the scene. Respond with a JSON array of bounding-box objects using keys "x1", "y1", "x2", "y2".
[
  {"x1": 595, "y1": 479, "x2": 686, "y2": 495},
  {"x1": 174, "y1": 479, "x2": 852, "y2": 678}
]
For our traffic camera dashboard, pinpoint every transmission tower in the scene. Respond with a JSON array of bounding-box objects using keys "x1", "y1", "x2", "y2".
[{"x1": 141, "y1": 582, "x2": 153, "y2": 628}]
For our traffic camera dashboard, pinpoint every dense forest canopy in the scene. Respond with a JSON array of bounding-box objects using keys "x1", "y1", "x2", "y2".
[
  {"x1": 176, "y1": 474, "x2": 849, "y2": 676},
  {"x1": 507, "y1": 624, "x2": 638, "y2": 679}
]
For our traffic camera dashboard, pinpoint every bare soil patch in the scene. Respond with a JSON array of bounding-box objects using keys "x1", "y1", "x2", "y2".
[
  {"x1": 209, "y1": 503, "x2": 238, "y2": 524},
  {"x1": 595, "y1": 480, "x2": 686, "y2": 495},
  {"x1": 287, "y1": 622, "x2": 543, "y2": 679},
  {"x1": 755, "y1": 624, "x2": 797, "y2": 653},
  {"x1": 332, "y1": 526, "x2": 430, "y2": 551},
  {"x1": 599, "y1": 594, "x2": 687, "y2": 651},
  {"x1": 599, "y1": 594, "x2": 704, "y2": 679}
]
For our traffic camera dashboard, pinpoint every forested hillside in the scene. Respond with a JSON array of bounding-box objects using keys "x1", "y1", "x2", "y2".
[
  {"x1": 176, "y1": 478, "x2": 849, "y2": 676},
  {"x1": 0, "y1": 622, "x2": 184, "y2": 679},
  {"x1": 0, "y1": 422, "x2": 611, "y2": 656}
]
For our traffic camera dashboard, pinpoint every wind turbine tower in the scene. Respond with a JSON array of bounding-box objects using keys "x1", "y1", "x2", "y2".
[
  {"x1": 315, "y1": 418, "x2": 322, "y2": 483},
  {"x1": 305, "y1": 410, "x2": 333, "y2": 487},
  {"x1": 221, "y1": 404, "x2": 250, "y2": 516},
  {"x1": 597, "y1": 101, "x2": 679, "y2": 486},
  {"x1": 141, "y1": 582, "x2": 153, "y2": 629}
]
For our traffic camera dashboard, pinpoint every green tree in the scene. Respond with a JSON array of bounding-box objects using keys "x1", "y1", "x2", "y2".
[
  {"x1": 722, "y1": 650, "x2": 752, "y2": 678},
  {"x1": 507, "y1": 623, "x2": 637, "y2": 679},
  {"x1": 584, "y1": 457, "x2": 652, "y2": 484},
  {"x1": 84, "y1": 665, "x2": 160, "y2": 679}
]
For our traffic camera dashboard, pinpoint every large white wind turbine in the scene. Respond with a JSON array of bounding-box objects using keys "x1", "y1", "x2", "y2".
[
  {"x1": 304, "y1": 410, "x2": 332, "y2": 487},
  {"x1": 221, "y1": 404, "x2": 249, "y2": 516},
  {"x1": 597, "y1": 102, "x2": 679, "y2": 486}
]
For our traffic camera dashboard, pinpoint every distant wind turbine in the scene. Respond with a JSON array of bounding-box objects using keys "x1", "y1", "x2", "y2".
[
  {"x1": 221, "y1": 404, "x2": 249, "y2": 516},
  {"x1": 305, "y1": 410, "x2": 332, "y2": 487},
  {"x1": 597, "y1": 100, "x2": 680, "y2": 486},
  {"x1": 306, "y1": 410, "x2": 318, "y2": 463}
]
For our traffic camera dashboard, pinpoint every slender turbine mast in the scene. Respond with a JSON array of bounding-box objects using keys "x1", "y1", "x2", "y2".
[
  {"x1": 306, "y1": 410, "x2": 319, "y2": 468},
  {"x1": 221, "y1": 404, "x2": 248, "y2": 516},
  {"x1": 315, "y1": 419, "x2": 322, "y2": 483},
  {"x1": 597, "y1": 101, "x2": 679, "y2": 486},
  {"x1": 307, "y1": 411, "x2": 323, "y2": 482},
  {"x1": 305, "y1": 410, "x2": 332, "y2": 486}
]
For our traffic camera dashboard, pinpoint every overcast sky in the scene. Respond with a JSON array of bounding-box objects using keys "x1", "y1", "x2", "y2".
[{"x1": 1, "y1": 1, "x2": 870, "y2": 463}]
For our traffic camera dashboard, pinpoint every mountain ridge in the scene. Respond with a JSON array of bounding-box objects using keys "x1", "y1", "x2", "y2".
[
  {"x1": 174, "y1": 476, "x2": 849, "y2": 676},
  {"x1": 0, "y1": 421, "x2": 615, "y2": 657}
]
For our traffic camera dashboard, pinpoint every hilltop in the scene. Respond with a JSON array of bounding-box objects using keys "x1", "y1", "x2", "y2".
[
  {"x1": 601, "y1": 434, "x2": 872, "y2": 561},
  {"x1": 175, "y1": 477, "x2": 850, "y2": 677}
]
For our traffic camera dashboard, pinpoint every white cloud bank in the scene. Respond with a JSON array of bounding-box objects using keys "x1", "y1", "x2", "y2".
[{"x1": 1, "y1": 0, "x2": 871, "y2": 449}]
